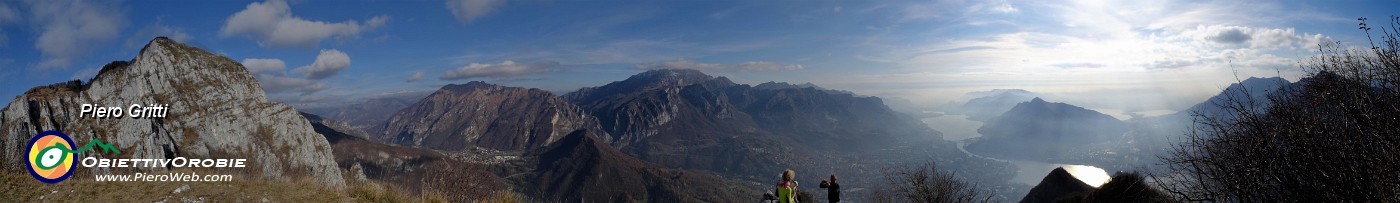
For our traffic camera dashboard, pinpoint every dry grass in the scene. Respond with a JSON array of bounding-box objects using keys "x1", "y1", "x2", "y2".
[
  {"x1": 0, "y1": 171, "x2": 343, "y2": 202},
  {"x1": 0, "y1": 171, "x2": 517, "y2": 203}
]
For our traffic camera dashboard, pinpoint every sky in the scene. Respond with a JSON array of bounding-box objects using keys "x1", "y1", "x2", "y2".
[{"x1": 1, "y1": 0, "x2": 1397, "y2": 118}]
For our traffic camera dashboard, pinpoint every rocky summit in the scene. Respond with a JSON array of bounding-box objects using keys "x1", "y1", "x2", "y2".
[
  {"x1": 377, "y1": 81, "x2": 609, "y2": 152},
  {"x1": 0, "y1": 37, "x2": 344, "y2": 188}
]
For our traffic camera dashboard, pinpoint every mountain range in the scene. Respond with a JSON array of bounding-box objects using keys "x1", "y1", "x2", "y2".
[
  {"x1": 959, "y1": 89, "x2": 1041, "y2": 121},
  {"x1": 376, "y1": 81, "x2": 609, "y2": 152},
  {"x1": 358, "y1": 68, "x2": 1014, "y2": 200},
  {"x1": 1, "y1": 37, "x2": 1019, "y2": 202}
]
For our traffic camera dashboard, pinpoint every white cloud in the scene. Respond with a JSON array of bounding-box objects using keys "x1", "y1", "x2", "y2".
[
  {"x1": 24, "y1": 0, "x2": 127, "y2": 69},
  {"x1": 407, "y1": 71, "x2": 424, "y2": 82},
  {"x1": 445, "y1": 0, "x2": 506, "y2": 23},
  {"x1": 0, "y1": 2, "x2": 17, "y2": 46},
  {"x1": 292, "y1": 49, "x2": 351, "y2": 79},
  {"x1": 837, "y1": 0, "x2": 1349, "y2": 113},
  {"x1": 635, "y1": 59, "x2": 804, "y2": 72},
  {"x1": 441, "y1": 60, "x2": 559, "y2": 80},
  {"x1": 636, "y1": 59, "x2": 727, "y2": 72},
  {"x1": 737, "y1": 61, "x2": 804, "y2": 71},
  {"x1": 1183, "y1": 25, "x2": 1332, "y2": 50},
  {"x1": 242, "y1": 58, "x2": 287, "y2": 76},
  {"x1": 241, "y1": 55, "x2": 343, "y2": 95},
  {"x1": 221, "y1": 0, "x2": 389, "y2": 48}
]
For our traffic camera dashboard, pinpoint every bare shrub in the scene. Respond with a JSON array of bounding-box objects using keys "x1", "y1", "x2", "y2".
[
  {"x1": 870, "y1": 162, "x2": 995, "y2": 203},
  {"x1": 1159, "y1": 16, "x2": 1400, "y2": 202}
]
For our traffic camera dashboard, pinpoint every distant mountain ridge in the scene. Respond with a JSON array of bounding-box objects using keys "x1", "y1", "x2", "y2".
[
  {"x1": 360, "y1": 69, "x2": 1011, "y2": 200},
  {"x1": 967, "y1": 97, "x2": 1127, "y2": 160},
  {"x1": 317, "y1": 92, "x2": 428, "y2": 133},
  {"x1": 1178, "y1": 77, "x2": 1290, "y2": 118},
  {"x1": 960, "y1": 89, "x2": 1040, "y2": 121},
  {"x1": 377, "y1": 81, "x2": 609, "y2": 152},
  {"x1": 559, "y1": 69, "x2": 1004, "y2": 186}
]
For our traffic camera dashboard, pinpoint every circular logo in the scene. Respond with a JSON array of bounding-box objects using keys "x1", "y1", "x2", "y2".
[{"x1": 26, "y1": 130, "x2": 76, "y2": 184}]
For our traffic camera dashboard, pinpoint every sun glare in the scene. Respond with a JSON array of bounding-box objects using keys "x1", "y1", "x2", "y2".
[{"x1": 1061, "y1": 164, "x2": 1112, "y2": 187}]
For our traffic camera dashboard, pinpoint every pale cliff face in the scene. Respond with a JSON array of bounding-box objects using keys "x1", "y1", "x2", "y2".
[{"x1": 0, "y1": 37, "x2": 344, "y2": 188}]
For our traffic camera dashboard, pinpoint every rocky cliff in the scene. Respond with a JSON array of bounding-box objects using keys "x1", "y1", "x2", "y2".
[
  {"x1": 0, "y1": 37, "x2": 344, "y2": 188},
  {"x1": 378, "y1": 81, "x2": 608, "y2": 152}
]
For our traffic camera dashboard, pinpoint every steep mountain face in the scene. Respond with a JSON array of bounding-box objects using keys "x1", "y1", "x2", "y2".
[
  {"x1": 967, "y1": 98, "x2": 1127, "y2": 160},
  {"x1": 524, "y1": 130, "x2": 748, "y2": 202},
  {"x1": 378, "y1": 81, "x2": 608, "y2": 152},
  {"x1": 960, "y1": 89, "x2": 1039, "y2": 121},
  {"x1": 563, "y1": 70, "x2": 787, "y2": 176},
  {"x1": 561, "y1": 69, "x2": 993, "y2": 184},
  {"x1": 565, "y1": 69, "x2": 936, "y2": 151},
  {"x1": 0, "y1": 37, "x2": 344, "y2": 188},
  {"x1": 1020, "y1": 167, "x2": 1094, "y2": 203},
  {"x1": 562, "y1": 69, "x2": 750, "y2": 147}
]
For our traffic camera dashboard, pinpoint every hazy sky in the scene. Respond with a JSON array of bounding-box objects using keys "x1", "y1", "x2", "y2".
[{"x1": 1, "y1": 0, "x2": 1396, "y2": 117}]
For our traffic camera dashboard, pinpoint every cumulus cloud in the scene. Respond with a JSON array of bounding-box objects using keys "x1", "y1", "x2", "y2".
[
  {"x1": 445, "y1": 0, "x2": 506, "y2": 23},
  {"x1": 441, "y1": 60, "x2": 559, "y2": 80},
  {"x1": 241, "y1": 56, "x2": 343, "y2": 95},
  {"x1": 292, "y1": 49, "x2": 351, "y2": 79},
  {"x1": 242, "y1": 58, "x2": 287, "y2": 76},
  {"x1": 221, "y1": 0, "x2": 389, "y2": 48},
  {"x1": 24, "y1": 0, "x2": 128, "y2": 69},
  {"x1": 1207, "y1": 28, "x2": 1251, "y2": 44},
  {"x1": 635, "y1": 59, "x2": 804, "y2": 72},
  {"x1": 407, "y1": 71, "x2": 424, "y2": 82},
  {"x1": 1187, "y1": 25, "x2": 1332, "y2": 49}
]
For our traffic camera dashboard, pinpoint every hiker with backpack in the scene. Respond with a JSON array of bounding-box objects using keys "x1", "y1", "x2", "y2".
[{"x1": 819, "y1": 174, "x2": 840, "y2": 203}]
